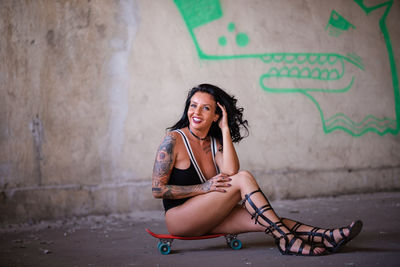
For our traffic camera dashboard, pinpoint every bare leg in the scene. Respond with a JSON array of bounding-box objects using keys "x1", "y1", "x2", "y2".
[
  {"x1": 210, "y1": 205, "x2": 265, "y2": 234},
  {"x1": 165, "y1": 171, "x2": 325, "y2": 255},
  {"x1": 165, "y1": 170, "x2": 259, "y2": 236}
]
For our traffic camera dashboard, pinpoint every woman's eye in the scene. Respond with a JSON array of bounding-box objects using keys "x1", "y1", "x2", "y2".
[
  {"x1": 203, "y1": 106, "x2": 210, "y2": 111},
  {"x1": 190, "y1": 104, "x2": 196, "y2": 108}
]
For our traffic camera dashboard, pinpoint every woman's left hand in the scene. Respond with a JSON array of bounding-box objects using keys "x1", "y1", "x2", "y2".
[{"x1": 217, "y1": 102, "x2": 229, "y2": 131}]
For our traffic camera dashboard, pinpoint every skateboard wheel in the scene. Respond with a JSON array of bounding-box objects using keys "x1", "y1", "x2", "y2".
[
  {"x1": 229, "y1": 239, "x2": 242, "y2": 250},
  {"x1": 158, "y1": 243, "x2": 171, "y2": 255}
]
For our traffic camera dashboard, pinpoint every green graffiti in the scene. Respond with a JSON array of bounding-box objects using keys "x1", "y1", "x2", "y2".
[
  {"x1": 217, "y1": 22, "x2": 250, "y2": 47},
  {"x1": 325, "y1": 10, "x2": 356, "y2": 37},
  {"x1": 236, "y1": 32, "x2": 249, "y2": 47},
  {"x1": 175, "y1": 0, "x2": 222, "y2": 29},
  {"x1": 218, "y1": 36, "x2": 227, "y2": 46},
  {"x1": 173, "y1": 0, "x2": 400, "y2": 136},
  {"x1": 228, "y1": 22, "x2": 235, "y2": 32}
]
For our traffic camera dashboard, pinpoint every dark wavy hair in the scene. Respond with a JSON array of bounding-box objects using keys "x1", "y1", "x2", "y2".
[{"x1": 167, "y1": 84, "x2": 249, "y2": 143}]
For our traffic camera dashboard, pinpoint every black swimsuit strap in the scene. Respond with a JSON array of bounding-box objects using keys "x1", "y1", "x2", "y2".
[
  {"x1": 175, "y1": 129, "x2": 206, "y2": 183},
  {"x1": 210, "y1": 136, "x2": 220, "y2": 174}
]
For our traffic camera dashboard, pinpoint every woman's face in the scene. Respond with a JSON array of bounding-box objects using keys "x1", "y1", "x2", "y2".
[{"x1": 187, "y1": 92, "x2": 219, "y2": 131}]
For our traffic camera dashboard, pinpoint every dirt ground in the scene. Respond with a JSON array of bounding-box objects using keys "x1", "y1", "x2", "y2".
[{"x1": 1, "y1": 192, "x2": 400, "y2": 267}]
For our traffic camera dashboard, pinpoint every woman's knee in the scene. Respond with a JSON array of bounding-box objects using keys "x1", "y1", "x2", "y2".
[
  {"x1": 238, "y1": 170, "x2": 254, "y2": 178},
  {"x1": 231, "y1": 170, "x2": 257, "y2": 185},
  {"x1": 235, "y1": 170, "x2": 255, "y2": 179}
]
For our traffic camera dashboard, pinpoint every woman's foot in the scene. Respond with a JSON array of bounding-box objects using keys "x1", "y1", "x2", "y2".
[
  {"x1": 321, "y1": 220, "x2": 363, "y2": 252},
  {"x1": 268, "y1": 222, "x2": 326, "y2": 256},
  {"x1": 276, "y1": 234, "x2": 326, "y2": 256},
  {"x1": 284, "y1": 219, "x2": 363, "y2": 253}
]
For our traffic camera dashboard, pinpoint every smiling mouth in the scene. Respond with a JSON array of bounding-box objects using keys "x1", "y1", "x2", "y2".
[
  {"x1": 259, "y1": 52, "x2": 363, "y2": 93},
  {"x1": 192, "y1": 117, "x2": 202, "y2": 123}
]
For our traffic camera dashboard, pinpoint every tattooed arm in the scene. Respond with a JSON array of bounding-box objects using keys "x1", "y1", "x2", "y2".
[{"x1": 152, "y1": 132, "x2": 232, "y2": 199}]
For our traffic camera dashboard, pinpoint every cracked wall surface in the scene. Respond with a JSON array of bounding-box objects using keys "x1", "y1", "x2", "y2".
[{"x1": 0, "y1": 0, "x2": 399, "y2": 223}]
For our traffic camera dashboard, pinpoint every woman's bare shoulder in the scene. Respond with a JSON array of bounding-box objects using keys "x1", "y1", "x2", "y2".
[
  {"x1": 164, "y1": 130, "x2": 181, "y2": 141},
  {"x1": 160, "y1": 130, "x2": 183, "y2": 149}
]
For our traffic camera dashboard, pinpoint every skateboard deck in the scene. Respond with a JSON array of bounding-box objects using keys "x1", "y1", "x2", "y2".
[{"x1": 145, "y1": 228, "x2": 242, "y2": 254}]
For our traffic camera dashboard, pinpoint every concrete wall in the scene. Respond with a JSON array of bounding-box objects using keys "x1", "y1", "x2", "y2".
[{"x1": 1, "y1": 0, "x2": 399, "y2": 223}]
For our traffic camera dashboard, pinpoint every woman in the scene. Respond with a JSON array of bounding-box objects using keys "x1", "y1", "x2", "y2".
[{"x1": 151, "y1": 83, "x2": 362, "y2": 256}]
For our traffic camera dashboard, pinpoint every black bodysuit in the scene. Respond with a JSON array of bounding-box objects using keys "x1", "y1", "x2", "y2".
[{"x1": 163, "y1": 129, "x2": 220, "y2": 212}]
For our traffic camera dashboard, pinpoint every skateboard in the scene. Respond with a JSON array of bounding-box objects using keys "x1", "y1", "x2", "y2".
[{"x1": 145, "y1": 228, "x2": 242, "y2": 255}]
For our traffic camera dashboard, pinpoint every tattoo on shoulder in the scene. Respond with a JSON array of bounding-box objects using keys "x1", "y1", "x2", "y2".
[
  {"x1": 153, "y1": 134, "x2": 176, "y2": 178},
  {"x1": 218, "y1": 145, "x2": 223, "y2": 152}
]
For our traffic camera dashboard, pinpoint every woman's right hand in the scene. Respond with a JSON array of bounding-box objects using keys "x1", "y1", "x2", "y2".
[{"x1": 202, "y1": 173, "x2": 232, "y2": 193}]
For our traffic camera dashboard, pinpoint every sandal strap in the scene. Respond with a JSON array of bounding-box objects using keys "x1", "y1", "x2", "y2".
[
  {"x1": 290, "y1": 222, "x2": 302, "y2": 232},
  {"x1": 290, "y1": 221, "x2": 324, "y2": 244},
  {"x1": 323, "y1": 229, "x2": 339, "y2": 247},
  {"x1": 286, "y1": 235, "x2": 299, "y2": 254},
  {"x1": 339, "y1": 227, "x2": 347, "y2": 239},
  {"x1": 308, "y1": 227, "x2": 321, "y2": 244},
  {"x1": 243, "y1": 189, "x2": 285, "y2": 237},
  {"x1": 282, "y1": 233, "x2": 314, "y2": 256},
  {"x1": 244, "y1": 189, "x2": 264, "y2": 201},
  {"x1": 326, "y1": 227, "x2": 347, "y2": 244},
  {"x1": 253, "y1": 204, "x2": 273, "y2": 224},
  {"x1": 264, "y1": 225, "x2": 274, "y2": 235}
]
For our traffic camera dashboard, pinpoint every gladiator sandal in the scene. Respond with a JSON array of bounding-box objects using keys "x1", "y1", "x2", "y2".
[
  {"x1": 282, "y1": 218, "x2": 363, "y2": 253},
  {"x1": 243, "y1": 189, "x2": 324, "y2": 256}
]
